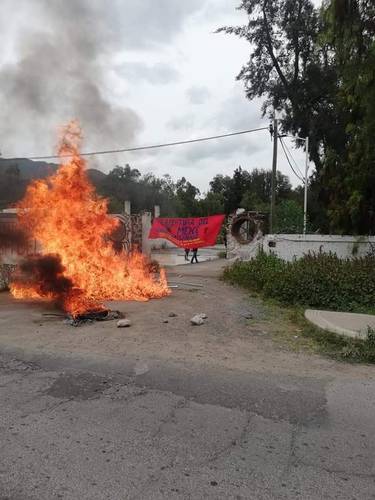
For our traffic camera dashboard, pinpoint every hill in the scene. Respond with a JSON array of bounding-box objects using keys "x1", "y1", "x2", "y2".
[
  {"x1": 0, "y1": 158, "x2": 58, "y2": 179},
  {"x1": 0, "y1": 158, "x2": 107, "y2": 184}
]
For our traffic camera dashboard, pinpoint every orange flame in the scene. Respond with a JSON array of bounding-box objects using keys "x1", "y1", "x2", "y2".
[{"x1": 10, "y1": 121, "x2": 169, "y2": 316}]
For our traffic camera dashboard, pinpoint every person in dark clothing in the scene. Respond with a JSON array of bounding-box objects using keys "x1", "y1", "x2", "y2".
[
  {"x1": 191, "y1": 248, "x2": 198, "y2": 264},
  {"x1": 184, "y1": 248, "x2": 190, "y2": 261}
]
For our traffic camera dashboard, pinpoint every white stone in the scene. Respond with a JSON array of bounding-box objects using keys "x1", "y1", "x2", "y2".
[
  {"x1": 190, "y1": 315, "x2": 204, "y2": 326},
  {"x1": 117, "y1": 319, "x2": 131, "y2": 328},
  {"x1": 197, "y1": 313, "x2": 207, "y2": 320}
]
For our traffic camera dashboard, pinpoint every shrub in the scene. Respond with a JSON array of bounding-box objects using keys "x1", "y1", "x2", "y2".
[{"x1": 223, "y1": 251, "x2": 375, "y2": 313}]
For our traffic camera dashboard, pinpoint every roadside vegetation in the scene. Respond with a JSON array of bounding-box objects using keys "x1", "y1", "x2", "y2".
[{"x1": 223, "y1": 252, "x2": 375, "y2": 363}]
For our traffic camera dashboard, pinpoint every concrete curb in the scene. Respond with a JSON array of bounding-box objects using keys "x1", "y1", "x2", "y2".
[{"x1": 305, "y1": 309, "x2": 375, "y2": 339}]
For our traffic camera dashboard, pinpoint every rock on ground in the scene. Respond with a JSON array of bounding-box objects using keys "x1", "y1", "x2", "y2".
[{"x1": 117, "y1": 319, "x2": 131, "y2": 328}]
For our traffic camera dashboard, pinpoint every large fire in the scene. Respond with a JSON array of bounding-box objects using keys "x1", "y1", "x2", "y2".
[{"x1": 10, "y1": 121, "x2": 169, "y2": 316}]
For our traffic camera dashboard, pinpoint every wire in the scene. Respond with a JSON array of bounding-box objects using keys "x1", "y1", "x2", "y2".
[
  {"x1": 280, "y1": 136, "x2": 304, "y2": 179},
  {"x1": 5, "y1": 127, "x2": 269, "y2": 161},
  {"x1": 279, "y1": 136, "x2": 304, "y2": 183}
]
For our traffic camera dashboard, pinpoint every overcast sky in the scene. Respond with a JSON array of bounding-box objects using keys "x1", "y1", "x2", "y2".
[{"x1": 0, "y1": 0, "x2": 313, "y2": 192}]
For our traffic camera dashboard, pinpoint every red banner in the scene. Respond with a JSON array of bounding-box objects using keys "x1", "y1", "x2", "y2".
[{"x1": 149, "y1": 215, "x2": 225, "y2": 249}]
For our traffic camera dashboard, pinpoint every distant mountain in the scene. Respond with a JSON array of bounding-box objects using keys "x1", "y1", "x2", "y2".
[
  {"x1": 0, "y1": 158, "x2": 58, "y2": 179},
  {"x1": 0, "y1": 158, "x2": 107, "y2": 184}
]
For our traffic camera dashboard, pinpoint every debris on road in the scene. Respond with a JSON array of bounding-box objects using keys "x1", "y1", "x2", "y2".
[
  {"x1": 117, "y1": 319, "x2": 132, "y2": 328},
  {"x1": 168, "y1": 312, "x2": 178, "y2": 317},
  {"x1": 190, "y1": 313, "x2": 207, "y2": 326},
  {"x1": 191, "y1": 315, "x2": 204, "y2": 326},
  {"x1": 63, "y1": 309, "x2": 124, "y2": 327},
  {"x1": 168, "y1": 281, "x2": 204, "y2": 288}
]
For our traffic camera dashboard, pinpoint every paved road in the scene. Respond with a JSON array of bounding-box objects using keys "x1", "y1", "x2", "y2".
[
  {"x1": 1, "y1": 260, "x2": 375, "y2": 499},
  {"x1": 1, "y1": 350, "x2": 375, "y2": 500}
]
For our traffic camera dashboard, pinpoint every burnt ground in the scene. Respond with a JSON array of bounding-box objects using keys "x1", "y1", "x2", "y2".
[{"x1": 0, "y1": 260, "x2": 375, "y2": 499}]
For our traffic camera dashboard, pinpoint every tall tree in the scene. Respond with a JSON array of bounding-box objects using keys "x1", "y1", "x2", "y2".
[
  {"x1": 217, "y1": 0, "x2": 345, "y2": 171},
  {"x1": 321, "y1": 0, "x2": 375, "y2": 233},
  {"x1": 210, "y1": 167, "x2": 293, "y2": 214},
  {"x1": 217, "y1": 0, "x2": 354, "y2": 232}
]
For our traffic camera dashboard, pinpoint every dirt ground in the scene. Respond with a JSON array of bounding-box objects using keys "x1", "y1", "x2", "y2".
[{"x1": 0, "y1": 258, "x2": 374, "y2": 380}]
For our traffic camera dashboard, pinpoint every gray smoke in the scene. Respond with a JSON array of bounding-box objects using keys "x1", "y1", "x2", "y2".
[{"x1": 0, "y1": 0, "x2": 143, "y2": 162}]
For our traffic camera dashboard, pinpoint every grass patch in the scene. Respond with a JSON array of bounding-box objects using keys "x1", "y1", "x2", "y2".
[
  {"x1": 289, "y1": 309, "x2": 375, "y2": 363},
  {"x1": 223, "y1": 254, "x2": 375, "y2": 363}
]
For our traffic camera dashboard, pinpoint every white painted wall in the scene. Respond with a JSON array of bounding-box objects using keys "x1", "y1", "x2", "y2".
[{"x1": 229, "y1": 234, "x2": 375, "y2": 261}]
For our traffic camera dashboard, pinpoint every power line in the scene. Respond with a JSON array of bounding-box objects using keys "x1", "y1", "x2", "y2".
[
  {"x1": 279, "y1": 136, "x2": 304, "y2": 183},
  {"x1": 6, "y1": 127, "x2": 269, "y2": 161},
  {"x1": 279, "y1": 137, "x2": 304, "y2": 183},
  {"x1": 279, "y1": 136, "x2": 304, "y2": 178}
]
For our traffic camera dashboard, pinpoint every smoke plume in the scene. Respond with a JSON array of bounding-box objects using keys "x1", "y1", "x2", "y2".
[
  {"x1": 0, "y1": 0, "x2": 142, "y2": 161},
  {"x1": 15, "y1": 254, "x2": 74, "y2": 305}
]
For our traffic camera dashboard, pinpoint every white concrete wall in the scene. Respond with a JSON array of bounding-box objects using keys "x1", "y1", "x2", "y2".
[
  {"x1": 262, "y1": 234, "x2": 375, "y2": 261},
  {"x1": 227, "y1": 233, "x2": 375, "y2": 262}
]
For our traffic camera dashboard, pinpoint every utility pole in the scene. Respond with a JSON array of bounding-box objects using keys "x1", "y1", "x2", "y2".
[
  {"x1": 303, "y1": 136, "x2": 309, "y2": 235},
  {"x1": 270, "y1": 116, "x2": 278, "y2": 234}
]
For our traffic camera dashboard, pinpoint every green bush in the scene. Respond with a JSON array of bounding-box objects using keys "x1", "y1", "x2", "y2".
[{"x1": 223, "y1": 252, "x2": 375, "y2": 313}]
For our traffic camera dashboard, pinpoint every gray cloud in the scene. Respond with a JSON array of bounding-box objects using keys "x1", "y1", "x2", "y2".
[
  {"x1": 178, "y1": 132, "x2": 263, "y2": 165},
  {"x1": 0, "y1": 0, "x2": 204, "y2": 157},
  {"x1": 167, "y1": 114, "x2": 196, "y2": 131},
  {"x1": 0, "y1": 0, "x2": 144, "y2": 157},
  {"x1": 164, "y1": 88, "x2": 264, "y2": 165},
  {"x1": 119, "y1": 62, "x2": 179, "y2": 85},
  {"x1": 213, "y1": 92, "x2": 263, "y2": 131},
  {"x1": 111, "y1": 0, "x2": 204, "y2": 49},
  {"x1": 186, "y1": 85, "x2": 211, "y2": 105}
]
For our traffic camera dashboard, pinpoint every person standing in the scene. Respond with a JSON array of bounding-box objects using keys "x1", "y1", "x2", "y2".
[
  {"x1": 191, "y1": 248, "x2": 198, "y2": 264},
  {"x1": 184, "y1": 248, "x2": 190, "y2": 261}
]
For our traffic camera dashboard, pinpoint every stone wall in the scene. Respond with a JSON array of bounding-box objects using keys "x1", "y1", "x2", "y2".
[{"x1": 0, "y1": 264, "x2": 17, "y2": 290}]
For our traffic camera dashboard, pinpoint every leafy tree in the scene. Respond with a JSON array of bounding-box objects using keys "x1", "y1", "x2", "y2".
[
  {"x1": 217, "y1": 0, "x2": 353, "y2": 232},
  {"x1": 198, "y1": 192, "x2": 225, "y2": 215},
  {"x1": 108, "y1": 165, "x2": 141, "y2": 183},
  {"x1": 210, "y1": 167, "x2": 293, "y2": 214},
  {"x1": 175, "y1": 177, "x2": 200, "y2": 216},
  {"x1": 320, "y1": 0, "x2": 375, "y2": 233},
  {"x1": 274, "y1": 199, "x2": 304, "y2": 233},
  {"x1": 217, "y1": 0, "x2": 345, "y2": 171}
]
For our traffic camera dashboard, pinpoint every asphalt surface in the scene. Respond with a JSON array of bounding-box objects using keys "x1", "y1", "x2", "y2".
[
  {"x1": 1, "y1": 259, "x2": 375, "y2": 499},
  {"x1": 1, "y1": 350, "x2": 375, "y2": 500}
]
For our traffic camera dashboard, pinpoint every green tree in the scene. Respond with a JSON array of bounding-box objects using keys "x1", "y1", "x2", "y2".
[
  {"x1": 320, "y1": 0, "x2": 375, "y2": 233},
  {"x1": 175, "y1": 177, "x2": 200, "y2": 217},
  {"x1": 217, "y1": 0, "x2": 345, "y2": 171},
  {"x1": 198, "y1": 192, "x2": 225, "y2": 215},
  {"x1": 210, "y1": 167, "x2": 293, "y2": 215},
  {"x1": 217, "y1": 0, "x2": 350, "y2": 232},
  {"x1": 274, "y1": 199, "x2": 304, "y2": 233}
]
